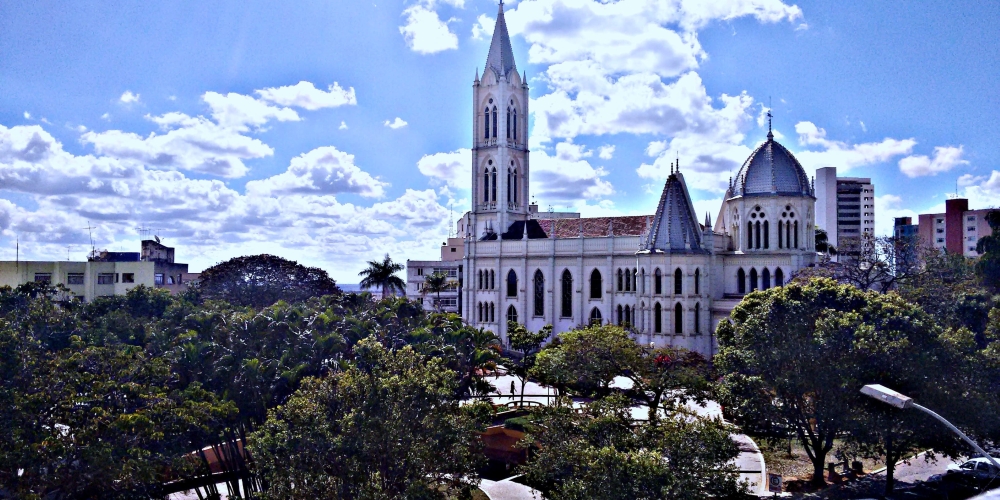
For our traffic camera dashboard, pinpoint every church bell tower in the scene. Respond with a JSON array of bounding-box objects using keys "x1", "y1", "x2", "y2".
[{"x1": 470, "y1": 1, "x2": 529, "y2": 238}]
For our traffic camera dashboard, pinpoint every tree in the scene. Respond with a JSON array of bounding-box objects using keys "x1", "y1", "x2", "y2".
[
  {"x1": 422, "y1": 271, "x2": 449, "y2": 311},
  {"x1": 976, "y1": 209, "x2": 1000, "y2": 293},
  {"x1": 358, "y1": 253, "x2": 406, "y2": 298},
  {"x1": 623, "y1": 347, "x2": 712, "y2": 427},
  {"x1": 715, "y1": 278, "x2": 965, "y2": 488},
  {"x1": 248, "y1": 337, "x2": 488, "y2": 499},
  {"x1": 518, "y1": 394, "x2": 746, "y2": 500},
  {"x1": 815, "y1": 228, "x2": 837, "y2": 255},
  {"x1": 506, "y1": 321, "x2": 550, "y2": 405},
  {"x1": 532, "y1": 325, "x2": 642, "y2": 398},
  {"x1": 196, "y1": 254, "x2": 340, "y2": 309},
  {"x1": 795, "y1": 233, "x2": 921, "y2": 293}
]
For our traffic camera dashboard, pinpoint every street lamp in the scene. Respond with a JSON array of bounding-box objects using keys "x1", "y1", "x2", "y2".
[{"x1": 861, "y1": 384, "x2": 1000, "y2": 471}]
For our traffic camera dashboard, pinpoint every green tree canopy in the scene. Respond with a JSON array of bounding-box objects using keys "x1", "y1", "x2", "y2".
[
  {"x1": 531, "y1": 324, "x2": 642, "y2": 398},
  {"x1": 358, "y1": 253, "x2": 406, "y2": 297},
  {"x1": 195, "y1": 254, "x2": 340, "y2": 309},
  {"x1": 248, "y1": 337, "x2": 489, "y2": 499},
  {"x1": 976, "y1": 209, "x2": 1000, "y2": 293}
]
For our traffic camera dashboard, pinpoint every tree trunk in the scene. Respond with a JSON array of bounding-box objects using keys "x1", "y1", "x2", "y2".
[
  {"x1": 884, "y1": 435, "x2": 896, "y2": 495},
  {"x1": 810, "y1": 448, "x2": 829, "y2": 487}
]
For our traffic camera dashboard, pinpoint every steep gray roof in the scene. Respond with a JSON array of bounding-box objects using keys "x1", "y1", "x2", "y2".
[
  {"x1": 643, "y1": 171, "x2": 706, "y2": 253},
  {"x1": 727, "y1": 134, "x2": 813, "y2": 199},
  {"x1": 485, "y1": 2, "x2": 517, "y2": 80}
]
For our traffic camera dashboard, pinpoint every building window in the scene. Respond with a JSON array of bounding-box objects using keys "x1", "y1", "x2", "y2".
[
  {"x1": 937, "y1": 218, "x2": 944, "y2": 223},
  {"x1": 775, "y1": 268, "x2": 784, "y2": 287},
  {"x1": 484, "y1": 107, "x2": 490, "y2": 138},
  {"x1": 490, "y1": 270, "x2": 495, "y2": 290},
  {"x1": 67, "y1": 273, "x2": 84, "y2": 285},
  {"x1": 674, "y1": 303, "x2": 683, "y2": 334},
  {"x1": 167, "y1": 275, "x2": 175, "y2": 285},
  {"x1": 98, "y1": 273, "x2": 115, "y2": 285},
  {"x1": 763, "y1": 220, "x2": 770, "y2": 249},
  {"x1": 507, "y1": 305, "x2": 518, "y2": 325},
  {"x1": 794, "y1": 221, "x2": 799, "y2": 248},
  {"x1": 490, "y1": 167, "x2": 497, "y2": 202},
  {"x1": 968, "y1": 216, "x2": 976, "y2": 221},
  {"x1": 617, "y1": 268, "x2": 623, "y2": 292},
  {"x1": 640, "y1": 269, "x2": 646, "y2": 293},
  {"x1": 937, "y1": 228, "x2": 944, "y2": 233},
  {"x1": 631, "y1": 268, "x2": 637, "y2": 292},
  {"x1": 737, "y1": 268, "x2": 746, "y2": 294},
  {"x1": 654, "y1": 302, "x2": 662, "y2": 333},
  {"x1": 937, "y1": 238, "x2": 945, "y2": 243},
  {"x1": 762, "y1": 268, "x2": 771, "y2": 290},
  {"x1": 533, "y1": 270, "x2": 544, "y2": 316},
  {"x1": 625, "y1": 305, "x2": 632, "y2": 327},
  {"x1": 477, "y1": 270, "x2": 483, "y2": 290},
  {"x1": 674, "y1": 268, "x2": 683, "y2": 295},
  {"x1": 506, "y1": 270, "x2": 517, "y2": 297},
  {"x1": 755, "y1": 221, "x2": 761, "y2": 249},
  {"x1": 590, "y1": 269, "x2": 602, "y2": 299},
  {"x1": 617, "y1": 305, "x2": 623, "y2": 326},
  {"x1": 968, "y1": 226, "x2": 976, "y2": 231},
  {"x1": 694, "y1": 303, "x2": 701, "y2": 334},
  {"x1": 589, "y1": 307, "x2": 602, "y2": 326},
  {"x1": 492, "y1": 106, "x2": 498, "y2": 138},
  {"x1": 122, "y1": 273, "x2": 135, "y2": 283},
  {"x1": 561, "y1": 270, "x2": 573, "y2": 317},
  {"x1": 34, "y1": 273, "x2": 52, "y2": 283},
  {"x1": 490, "y1": 302, "x2": 495, "y2": 323},
  {"x1": 417, "y1": 268, "x2": 424, "y2": 276},
  {"x1": 483, "y1": 169, "x2": 490, "y2": 203},
  {"x1": 477, "y1": 302, "x2": 483, "y2": 322},
  {"x1": 694, "y1": 269, "x2": 700, "y2": 295},
  {"x1": 654, "y1": 268, "x2": 662, "y2": 295},
  {"x1": 749, "y1": 268, "x2": 758, "y2": 292},
  {"x1": 154, "y1": 273, "x2": 165, "y2": 286}
]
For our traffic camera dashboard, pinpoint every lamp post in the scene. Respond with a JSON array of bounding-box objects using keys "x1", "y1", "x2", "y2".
[{"x1": 860, "y1": 384, "x2": 1000, "y2": 471}]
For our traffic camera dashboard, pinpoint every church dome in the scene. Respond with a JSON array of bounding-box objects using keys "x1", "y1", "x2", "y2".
[{"x1": 727, "y1": 132, "x2": 813, "y2": 199}]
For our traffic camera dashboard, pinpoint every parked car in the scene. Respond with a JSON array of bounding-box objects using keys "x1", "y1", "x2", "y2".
[{"x1": 942, "y1": 457, "x2": 1000, "y2": 489}]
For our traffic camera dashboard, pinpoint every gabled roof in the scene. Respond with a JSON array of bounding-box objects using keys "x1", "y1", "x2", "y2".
[
  {"x1": 536, "y1": 216, "x2": 651, "y2": 239},
  {"x1": 643, "y1": 171, "x2": 707, "y2": 253},
  {"x1": 485, "y1": 2, "x2": 517, "y2": 80}
]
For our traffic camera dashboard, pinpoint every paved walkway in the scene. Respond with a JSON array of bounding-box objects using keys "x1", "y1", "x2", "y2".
[{"x1": 479, "y1": 477, "x2": 542, "y2": 500}]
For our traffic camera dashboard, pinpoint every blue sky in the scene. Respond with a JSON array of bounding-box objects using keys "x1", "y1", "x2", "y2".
[{"x1": 1, "y1": 0, "x2": 998, "y2": 282}]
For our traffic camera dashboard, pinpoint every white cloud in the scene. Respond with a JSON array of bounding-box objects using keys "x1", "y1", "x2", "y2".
[
  {"x1": 598, "y1": 145, "x2": 615, "y2": 160},
  {"x1": 793, "y1": 121, "x2": 917, "y2": 173},
  {"x1": 795, "y1": 23, "x2": 809, "y2": 31},
  {"x1": 119, "y1": 91, "x2": 140, "y2": 104},
  {"x1": 81, "y1": 113, "x2": 274, "y2": 178},
  {"x1": 339, "y1": 121, "x2": 348, "y2": 130},
  {"x1": 399, "y1": 5, "x2": 459, "y2": 54},
  {"x1": 255, "y1": 81, "x2": 358, "y2": 110},
  {"x1": 532, "y1": 141, "x2": 614, "y2": 203},
  {"x1": 168, "y1": 95, "x2": 177, "y2": 101},
  {"x1": 246, "y1": 146, "x2": 386, "y2": 198},
  {"x1": 645, "y1": 141, "x2": 668, "y2": 157},
  {"x1": 961, "y1": 170, "x2": 1000, "y2": 210},
  {"x1": 101, "y1": 113, "x2": 110, "y2": 120},
  {"x1": 384, "y1": 117, "x2": 408, "y2": 129},
  {"x1": 471, "y1": 14, "x2": 495, "y2": 40},
  {"x1": 202, "y1": 91, "x2": 300, "y2": 131},
  {"x1": 23, "y1": 112, "x2": 30, "y2": 120},
  {"x1": 873, "y1": 194, "x2": 919, "y2": 236},
  {"x1": 898, "y1": 145, "x2": 968, "y2": 178},
  {"x1": 416, "y1": 149, "x2": 471, "y2": 189},
  {"x1": 859, "y1": 121, "x2": 867, "y2": 132}
]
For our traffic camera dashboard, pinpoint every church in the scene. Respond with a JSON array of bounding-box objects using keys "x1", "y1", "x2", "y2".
[{"x1": 449, "y1": 3, "x2": 818, "y2": 357}]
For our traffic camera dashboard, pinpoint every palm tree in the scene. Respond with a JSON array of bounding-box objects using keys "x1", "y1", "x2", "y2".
[
  {"x1": 815, "y1": 228, "x2": 837, "y2": 255},
  {"x1": 422, "y1": 271, "x2": 449, "y2": 311},
  {"x1": 358, "y1": 253, "x2": 406, "y2": 298}
]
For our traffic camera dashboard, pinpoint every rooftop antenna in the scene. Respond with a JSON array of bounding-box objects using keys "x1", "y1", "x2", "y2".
[
  {"x1": 83, "y1": 221, "x2": 96, "y2": 258},
  {"x1": 448, "y1": 202, "x2": 455, "y2": 238}
]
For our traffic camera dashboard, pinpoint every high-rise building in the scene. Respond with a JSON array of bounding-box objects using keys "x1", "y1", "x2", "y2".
[
  {"x1": 917, "y1": 198, "x2": 996, "y2": 257},
  {"x1": 815, "y1": 167, "x2": 875, "y2": 257}
]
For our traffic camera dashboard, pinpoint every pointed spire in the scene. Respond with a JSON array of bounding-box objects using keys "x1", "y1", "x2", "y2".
[
  {"x1": 485, "y1": 1, "x2": 518, "y2": 80},
  {"x1": 766, "y1": 110, "x2": 774, "y2": 140},
  {"x1": 475, "y1": 67, "x2": 480, "y2": 83}
]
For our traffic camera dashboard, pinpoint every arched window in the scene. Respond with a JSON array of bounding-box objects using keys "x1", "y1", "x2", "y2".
[
  {"x1": 489, "y1": 270, "x2": 495, "y2": 290},
  {"x1": 512, "y1": 168, "x2": 518, "y2": 204},
  {"x1": 674, "y1": 268, "x2": 683, "y2": 295},
  {"x1": 746, "y1": 224, "x2": 753, "y2": 249},
  {"x1": 513, "y1": 108, "x2": 517, "y2": 141},
  {"x1": 775, "y1": 268, "x2": 784, "y2": 287},
  {"x1": 737, "y1": 268, "x2": 746, "y2": 294},
  {"x1": 477, "y1": 302, "x2": 483, "y2": 322},
  {"x1": 590, "y1": 269, "x2": 602, "y2": 299},
  {"x1": 590, "y1": 307, "x2": 602, "y2": 326},
  {"x1": 778, "y1": 220, "x2": 784, "y2": 249},
  {"x1": 654, "y1": 268, "x2": 662, "y2": 295},
  {"x1": 490, "y1": 168, "x2": 497, "y2": 202},
  {"x1": 786, "y1": 222, "x2": 791, "y2": 248},
  {"x1": 477, "y1": 270, "x2": 482, "y2": 290},
  {"x1": 617, "y1": 305, "x2": 623, "y2": 326},
  {"x1": 794, "y1": 221, "x2": 799, "y2": 248},
  {"x1": 561, "y1": 270, "x2": 573, "y2": 317},
  {"x1": 506, "y1": 270, "x2": 518, "y2": 297},
  {"x1": 483, "y1": 169, "x2": 490, "y2": 203},
  {"x1": 750, "y1": 268, "x2": 758, "y2": 292},
  {"x1": 640, "y1": 269, "x2": 646, "y2": 293},
  {"x1": 490, "y1": 302, "x2": 495, "y2": 323},
  {"x1": 762, "y1": 268, "x2": 771, "y2": 290},
  {"x1": 755, "y1": 221, "x2": 761, "y2": 249},
  {"x1": 625, "y1": 305, "x2": 632, "y2": 327},
  {"x1": 674, "y1": 303, "x2": 683, "y2": 334},
  {"x1": 506, "y1": 107, "x2": 512, "y2": 139},
  {"x1": 533, "y1": 270, "x2": 544, "y2": 316},
  {"x1": 491, "y1": 106, "x2": 498, "y2": 138},
  {"x1": 484, "y1": 107, "x2": 490, "y2": 139},
  {"x1": 631, "y1": 269, "x2": 637, "y2": 292},
  {"x1": 507, "y1": 305, "x2": 518, "y2": 325},
  {"x1": 694, "y1": 269, "x2": 700, "y2": 295},
  {"x1": 654, "y1": 302, "x2": 662, "y2": 333},
  {"x1": 763, "y1": 220, "x2": 770, "y2": 249},
  {"x1": 694, "y1": 303, "x2": 701, "y2": 334},
  {"x1": 617, "y1": 268, "x2": 623, "y2": 292}
]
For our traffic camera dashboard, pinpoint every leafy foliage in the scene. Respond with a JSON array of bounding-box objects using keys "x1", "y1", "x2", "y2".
[
  {"x1": 976, "y1": 209, "x2": 1000, "y2": 293},
  {"x1": 358, "y1": 253, "x2": 406, "y2": 297},
  {"x1": 196, "y1": 254, "x2": 340, "y2": 308}
]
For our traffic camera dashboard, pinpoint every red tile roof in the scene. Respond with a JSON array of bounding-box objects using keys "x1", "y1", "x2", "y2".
[{"x1": 536, "y1": 215, "x2": 652, "y2": 238}]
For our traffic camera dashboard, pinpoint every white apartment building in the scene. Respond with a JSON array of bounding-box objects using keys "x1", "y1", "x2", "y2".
[{"x1": 815, "y1": 167, "x2": 875, "y2": 257}]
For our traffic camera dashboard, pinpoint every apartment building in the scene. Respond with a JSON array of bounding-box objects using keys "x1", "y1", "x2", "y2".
[
  {"x1": 407, "y1": 237, "x2": 463, "y2": 313},
  {"x1": 815, "y1": 167, "x2": 875, "y2": 258},
  {"x1": 918, "y1": 198, "x2": 996, "y2": 257}
]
